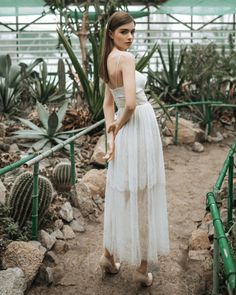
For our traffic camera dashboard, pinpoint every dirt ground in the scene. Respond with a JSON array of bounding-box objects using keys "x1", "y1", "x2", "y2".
[{"x1": 28, "y1": 139, "x2": 234, "y2": 295}]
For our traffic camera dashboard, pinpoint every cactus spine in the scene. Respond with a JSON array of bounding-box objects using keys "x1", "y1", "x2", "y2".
[
  {"x1": 9, "y1": 172, "x2": 53, "y2": 228},
  {"x1": 53, "y1": 162, "x2": 72, "y2": 191}
]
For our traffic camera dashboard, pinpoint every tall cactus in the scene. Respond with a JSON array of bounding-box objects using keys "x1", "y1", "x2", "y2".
[
  {"x1": 58, "y1": 58, "x2": 66, "y2": 95},
  {"x1": 53, "y1": 162, "x2": 72, "y2": 191},
  {"x1": 9, "y1": 171, "x2": 53, "y2": 228}
]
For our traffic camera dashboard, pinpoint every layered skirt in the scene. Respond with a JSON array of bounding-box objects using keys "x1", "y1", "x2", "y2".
[{"x1": 103, "y1": 102, "x2": 169, "y2": 265}]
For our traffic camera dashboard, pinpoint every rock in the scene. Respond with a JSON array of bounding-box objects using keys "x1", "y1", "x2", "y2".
[
  {"x1": 70, "y1": 219, "x2": 85, "y2": 233},
  {"x1": 51, "y1": 229, "x2": 64, "y2": 240},
  {"x1": 188, "y1": 250, "x2": 212, "y2": 270},
  {"x1": 45, "y1": 266, "x2": 54, "y2": 284},
  {"x1": 40, "y1": 230, "x2": 57, "y2": 250},
  {"x1": 9, "y1": 143, "x2": 20, "y2": 153},
  {"x1": 72, "y1": 207, "x2": 82, "y2": 219},
  {"x1": 162, "y1": 126, "x2": 173, "y2": 137},
  {"x1": 75, "y1": 182, "x2": 94, "y2": 217},
  {"x1": 54, "y1": 219, "x2": 64, "y2": 230},
  {"x1": 70, "y1": 188, "x2": 78, "y2": 208},
  {"x1": 192, "y1": 142, "x2": 204, "y2": 153},
  {"x1": 207, "y1": 132, "x2": 224, "y2": 143},
  {"x1": 45, "y1": 263, "x2": 65, "y2": 285},
  {"x1": 0, "y1": 178, "x2": 6, "y2": 204},
  {"x1": 62, "y1": 225, "x2": 75, "y2": 240},
  {"x1": 2, "y1": 241, "x2": 44, "y2": 287},
  {"x1": 202, "y1": 212, "x2": 212, "y2": 223},
  {"x1": 81, "y1": 169, "x2": 106, "y2": 198},
  {"x1": 199, "y1": 220, "x2": 214, "y2": 239},
  {"x1": 29, "y1": 241, "x2": 47, "y2": 255},
  {"x1": 189, "y1": 229, "x2": 211, "y2": 250},
  {"x1": 53, "y1": 240, "x2": 69, "y2": 254},
  {"x1": 90, "y1": 134, "x2": 106, "y2": 166},
  {"x1": 45, "y1": 251, "x2": 59, "y2": 265},
  {"x1": 0, "y1": 268, "x2": 26, "y2": 295},
  {"x1": 162, "y1": 136, "x2": 174, "y2": 147},
  {"x1": 224, "y1": 125, "x2": 234, "y2": 131},
  {"x1": 232, "y1": 223, "x2": 236, "y2": 236},
  {"x1": 166, "y1": 117, "x2": 200, "y2": 144},
  {"x1": 220, "y1": 208, "x2": 228, "y2": 224},
  {"x1": 188, "y1": 249, "x2": 211, "y2": 260},
  {"x1": 59, "y1": 201, "x2": 74, "y2": 222}
]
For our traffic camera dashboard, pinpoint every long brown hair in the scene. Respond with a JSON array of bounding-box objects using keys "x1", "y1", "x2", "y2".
[{"x1": 99, "y1": 11, "x2": 135, "y2": 83}]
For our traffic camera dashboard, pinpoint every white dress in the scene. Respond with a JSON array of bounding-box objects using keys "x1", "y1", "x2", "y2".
[{"x1": 103, "y1": 70, "x2": 170, "y2": 266}]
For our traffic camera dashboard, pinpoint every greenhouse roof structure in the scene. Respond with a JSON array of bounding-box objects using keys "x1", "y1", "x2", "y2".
[
  {"x1": 1, "y1": 0, "x2": 236, "y2": 17},
  {"x1": 0, "y1": 0, "x2": 48, "y2": 16},
  {"x1": 158, "y1": 0, "x2": 236, "y2": 16}
]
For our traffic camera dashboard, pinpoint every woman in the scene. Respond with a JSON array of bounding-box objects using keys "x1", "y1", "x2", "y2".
[{"x1": 99, "y1": 11, "x2": 169, "y2": 287}]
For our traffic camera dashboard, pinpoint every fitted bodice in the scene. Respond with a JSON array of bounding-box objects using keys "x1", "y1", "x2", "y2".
[{"x1": 110, "y1": 70, "x2": 148, "y2": 109}]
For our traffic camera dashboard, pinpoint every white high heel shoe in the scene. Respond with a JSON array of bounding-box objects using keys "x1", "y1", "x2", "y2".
[
  {"x1": 133, "y1": 270, "x2": 153, "y2": 287},
  {"x1": 99, "y1": 255, "x2": 121, "y2": 279}
]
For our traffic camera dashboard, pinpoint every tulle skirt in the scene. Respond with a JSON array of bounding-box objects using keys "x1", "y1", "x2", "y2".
[{"x1": 103, "y1": 102, "x2": 169, "y2": 265}]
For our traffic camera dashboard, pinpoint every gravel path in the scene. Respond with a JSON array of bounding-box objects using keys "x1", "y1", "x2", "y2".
[{"x1": 28, "y1": 141, "x2": 232, "y2": 295}]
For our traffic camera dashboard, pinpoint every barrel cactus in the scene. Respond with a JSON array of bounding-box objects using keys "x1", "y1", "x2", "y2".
[
  {"x1": 52, "y1": 162, "x2": 72, "y2": 191},
  {"x1": 9, "y1": 171, "x2": 53, "y2": 228}
]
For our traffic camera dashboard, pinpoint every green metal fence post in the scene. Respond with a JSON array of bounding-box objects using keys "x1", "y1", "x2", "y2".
[
  {"x1": 32, "y1": 162, "x2": 39, "y2": 240},
  {"x1": 213, "y1": 231, "x2": 220, "y2": 295},
  {"x1": 227, "y1": 155, "x2": 234, "y2": 230},
  {"x1": 206, "y1": 103, "x2": 212, "y2": 135},
  {"x1": 207, "y1": 192, "x2": 236, "y2": 292},
  {"x1": 174, "y1": 107, "x2": 179, "y2": 145},
  {"x1": 70, "y1": 136, "x2": 76, "y2": 187}
]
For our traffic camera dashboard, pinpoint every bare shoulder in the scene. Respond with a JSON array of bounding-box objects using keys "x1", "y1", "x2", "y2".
[{"x1": 120, "y1": 52, "x2": 135, "y2": 66}]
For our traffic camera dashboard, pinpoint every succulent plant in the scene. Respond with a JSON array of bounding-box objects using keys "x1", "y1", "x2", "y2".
[
  {"x1": 12, "y1": 101, "x2": 71, "y2": 151},
  {"x1": 53, "y1": 162, "x2": 72, "y2": 191},
  {"x1": 8, "y1": 171, "x2": 53, "y2": 228},
  {"x1": 0, "y1": 54, "x2": 43, "y2": 116},
  {"x1": 30, "y1": 60, "x2": 67, "y2": 104}
]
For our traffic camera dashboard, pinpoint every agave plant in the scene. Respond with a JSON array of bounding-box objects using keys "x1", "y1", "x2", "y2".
[
  {"x1": 12, "y1": 101, "x2": 71, "y2": 151},
  {"x1": 148, "y1": 42, "x2": 187, "y2": 103},
  {"x1": 0, "y1": 54, "x2": 43, "y2": 116}
]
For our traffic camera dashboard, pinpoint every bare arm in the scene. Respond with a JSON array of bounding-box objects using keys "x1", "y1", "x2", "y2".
[
  {"x1": 103, "y1": 85, "x2": 115, "y2": 161},
  {"x1": 108, "y1": 53, "x2": 136, "y2": 135}
]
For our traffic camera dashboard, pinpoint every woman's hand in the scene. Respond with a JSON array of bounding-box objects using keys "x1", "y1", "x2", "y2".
[
  {"x1": 103, "y1": 132, "x2": 115, "y2": 162},
  {"x1": 107, "y1": 121, "x2": 121, "y2": 137}
]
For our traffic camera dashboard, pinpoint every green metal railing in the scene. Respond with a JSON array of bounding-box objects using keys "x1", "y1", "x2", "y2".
[
  {"x1": 160, "y1": 101, "x2": 236, "y2": 145},
  {"x1": 0, "y1": 118, "x2": 105, "y2": 240},
  {"x1": 206, "y1": 140, "x2": 236, "y2": 295}
]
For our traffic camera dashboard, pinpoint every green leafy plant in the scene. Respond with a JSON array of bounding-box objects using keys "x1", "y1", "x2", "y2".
[
  {"x1": 58, "y1": 28, "x2": 105, "y2": 121},
  {"x1": 12, "y1": 101, "x2": 71, "y2": 151},
  {"x1": 30, "y1": 59, "x2": 67, "y2": 104},
  {"x1": 0, "y1": 54, "x2": 43, "y2": 116},
  {"x1": 148, "y1": 42, "x2": 187, "y2": 103},
  {"x1": 219, "y1": 33, "x2": 236, "y2": 102},
  {"x1": 182, "y1": 42, "x2": 229, "y2": 124}
]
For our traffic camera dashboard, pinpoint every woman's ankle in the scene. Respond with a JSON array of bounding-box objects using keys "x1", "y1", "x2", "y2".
[
  {"x1": 136, "y1": 260, "x2": 148, "y2": 274},
  {"x1": 136, "y1": 266, "x2": 148, "y2": 274}
]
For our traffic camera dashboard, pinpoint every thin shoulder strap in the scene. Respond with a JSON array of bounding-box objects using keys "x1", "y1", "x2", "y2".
[{"x1": 115, "y1": 54, "x2": 122, "y2": 88}]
